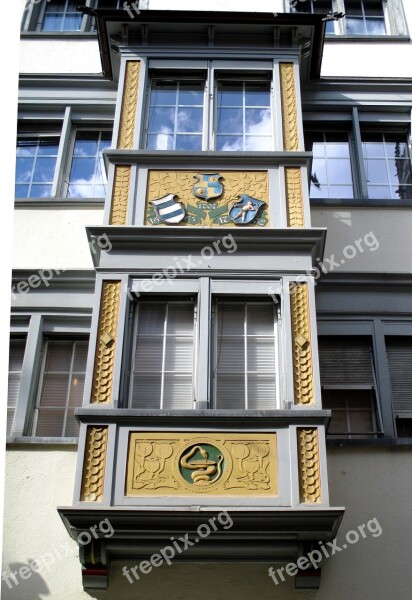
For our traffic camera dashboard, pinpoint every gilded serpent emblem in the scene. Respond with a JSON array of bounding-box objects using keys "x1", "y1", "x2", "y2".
[{"x1": 180, "y1": 445, "x2": 224, "y2": 486}]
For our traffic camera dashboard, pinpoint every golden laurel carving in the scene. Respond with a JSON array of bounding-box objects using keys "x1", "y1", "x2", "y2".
[
  {"x1": 297, "y1": 428, "x2": 322, "y2": 504},
  {"x1": 81, "y1": 426, "x2": 108, "y2": 502},
  {"x1": 290, "y1": 283, "x2": 314, "y2": 405},
  {"x1": 285, "y1": 167, "x2": 305, "y2": 227},
  {"x1": 109, "y1": 165, "x2": 132, "y2": 225},
  {"x1": 126, "y1": 433, "x2": 277, "y2": 496},
  {"x1": 91, "y1": 281, "x2": 121, "y2": 404},
  {"x1": 145, "y1": 170, "x2": 269, "y2": 227},
  {"x1": 117, "y1": 60, "x2": 140, "y2": 150},
  {"x1": 280, "y1": 63, "x2": 299, "y2": 151}
]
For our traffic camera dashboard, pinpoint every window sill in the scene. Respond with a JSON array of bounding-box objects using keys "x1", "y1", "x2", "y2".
[
  {"x1": 20, "y1": 32, "x2": 97, "y2": 40},
  {"x1": 14, "y1": 198, "x2": 105, "y2": 209},
  {"x1": 325, "y1": 35, "x2": 410, "y2": 43},
  {"x1": 327, "y1": 437, "x2": 412, "y2": 447},
  {"x1": 310, "y1": 198, "x2": 412, "y2": 208},
  {"x1": 6, "y1": 436, "x2": 78, "y2": 445}
]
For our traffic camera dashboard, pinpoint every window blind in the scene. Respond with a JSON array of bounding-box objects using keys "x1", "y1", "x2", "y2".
[
  {"x1": 130, "y1": 302, "x2": 195, "y2": 409},
  {"x1": 319, "y1": 336, "x2": 375, "y2": 386},
  {"x1": 386, "y1": 337, "x2": 412, "y2": 414},
  {"x1": 7, "y1": 339, "x2": 26, "y2": 436},
  {"x1": 214, "y1": 302, "x2": 277, "y2": 409}
]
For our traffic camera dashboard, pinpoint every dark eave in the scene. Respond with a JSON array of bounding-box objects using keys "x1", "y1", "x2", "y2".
[{"x1": 77, "y1": 7, "x2": 326, "y2": 80}]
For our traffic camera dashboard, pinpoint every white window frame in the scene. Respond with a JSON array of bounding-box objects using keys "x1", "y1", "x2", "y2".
[{"x1": 15, "y1": 132, "x2": 61, "y2": 199}]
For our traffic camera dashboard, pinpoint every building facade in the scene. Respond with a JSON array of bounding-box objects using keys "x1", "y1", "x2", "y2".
[{"x1": 3, "y1": 1, "x2": 412, "y2": 599}]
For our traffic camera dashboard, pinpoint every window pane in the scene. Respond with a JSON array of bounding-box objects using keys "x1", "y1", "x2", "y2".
[
  {"x1": 245, "y1": 83, "x2": 270, "y2": 107},
  {"x1": 245, "y1": 136, "x2": 272, "y2": 151},
  {"x1": 69, "y1": 374, "x2": 85, "y2": 406},
  {"x1": 215, "y1": 376, "x2": 245, "y2": 409},
  {"x1": 151, "y1": 82, "x2": 177, "y2": 106},
  {"x1": 39, "y1": 374, "x2": 70, "y2": 407},
  {"x1": 163, "y1": 376, "x2": 193, "y2": 409},
  {"x1": 36, "y1": 409, "x2": 65, "y2": 436},
  {"x1": 216, "y1": 337, "x2": 245, "y2": 372},
  {"x1": 131, "y1": 375, "x2": 162, "y2": 409},
  {"x1": 328, "y1": 159, "x2": 353, "y2": 184},
  {"x1": 135, "y1": 338, "x2": 163, "y2": 372},
  {"x1": 179, "y1": 83, "x2": 204, "y2": 106},
  {"x1": 247, "y1": 305, "x2": 274, "y2": 335},
  {"x1": 217, "y1": 108, "x2": 243, "y2": 134},
  {"x1": 15, "y1": 158, "x2": 34, "y2": 183},
  {"x1": 247, "y1": 338, "x2": 275, "y2": 372},
  {"x1": 148, "y1": 107, "x2": 175, "y2": 133},
  {"x1": 346, "y1": 18, "x2": 365, "y2": 35},
  {"x1": 307, "y1": 133, "x2": 353, "y2": 199},
  {"x1": 176, "y1": 108, "x2": 203, "y2": 133},
  {"x1": 44, "y1": 341, "x2": 73, "y2": 371},
  {"x1": 248, "y1": 376, "x2": 276, "y2": 409},
  {"x1": 216, "y1": 136, "x2": 243, "y2": 152},
  {"x1": 365, "y1": 19, "x2": 386, "y2": 34},
  {"x1": 68, "y1": 131, "x2": 110, "y2": 198},
  {"x1": 64, "y1": 410, "x2": 80, "y2": 437},
  {"x1": 245, "y1": 108, "x2": 271, "y2": 134},
  {"x1": 164, "y1": 338, "x2": 193, "y2": 371},
  {"x1": 175, "y1": 135, "x2": 202, "y2": 151},
  {"x1": 217, "y1": 83, "x2": 243, "y2": 107}
]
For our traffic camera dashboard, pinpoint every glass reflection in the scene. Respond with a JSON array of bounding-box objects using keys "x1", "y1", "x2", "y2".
[
  {"x1": 67, "y1": 131, "x2": 111, "y2": 198},
  {"x1": 15, "y1": 137, "x2": 59, "y2": 198}
]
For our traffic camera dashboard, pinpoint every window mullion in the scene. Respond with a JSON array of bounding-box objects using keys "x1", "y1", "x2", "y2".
[
  {"x1": 32, "y1": 340, "x2": 48, "y2": 436},
  {"x1": 352, "y1": 107, "x2": 369, "y2": 199},
  {"x1": 244, "y1": 304, "x2": 248, "y2": 410},
  {"x1": 160, "y1": 303, "x2": 168, "y2": 409},
  {"x1": 61, "y1": 342, "x2": 76, "y2": 437}
]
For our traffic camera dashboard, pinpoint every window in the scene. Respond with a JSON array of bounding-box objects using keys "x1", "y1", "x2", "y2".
[
  {"x1": 306, "y1": 132, "x2": 354, "y2": 199},
  {"x1": 362, "y1": 133, "x2": 412, "y2": 200},
  {"x1": 41, "y1": 0, "x2": 83, "y2": 32},
  {"x1": 66, "y1": 130, "x2": 111, "y2": 198},
  {"x1": 15, "y1": 136, "x2": 60, "y2": 198},
  {"x1": 130, "y1": 301, "x2": 196, "y2": 409},
  {"x1": 319, "y1": 337, "x2": 379, "y2": 438},
  {"x1": 32, "y1": 339, "x2": 88, "y2": 437},
  {"x1": 290, "y1": 0, "x2": 408, "y2": 36},
  {"x1": 386, "y1": 337, "x2": 412, "y2": 437},
  {"x1": 213, "y1": 302, "x2": 278, "y2": 409},
  {"x1": 7, "y1": 338, "x2": 26, "y2": 436},
  {"x1": 146, "y1": 79, "x2": 205, "y2": 151},
  {"x1": 216, "y1": 81, "x2": 273, "y2": 151},
  {"x1": 145, "y1": 73, "x2": 274, "y2": 152}
]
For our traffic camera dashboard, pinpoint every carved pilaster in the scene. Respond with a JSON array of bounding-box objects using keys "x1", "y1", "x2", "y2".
[
  {"x1": 290, "y1": 283, "x2": 314, "y2": 405},
  {"x1": 109, "y1": 166, "x2": 131, "y2": 225},
  {"x1": 297, "y1": 428, "x2": 321, "y2": 504},
  {"x1": 280, "y1": 63, "x2": 299, "y2": 151},
  {"x1": 117, "y1": 60, "x2": 140, "y2": 150},
  {"x1": 81, "y1": 426, "x2": 109, "y2": 502},
  {"x1": 285, "y1": 167, "x2": 305, "y2": 227}
]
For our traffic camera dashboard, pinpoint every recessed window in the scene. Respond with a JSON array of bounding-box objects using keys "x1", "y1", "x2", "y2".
[
  {"x1": 7, "y1": 338, "x2": 26, "y2": 436},
  {"x1": 41, "y1": 0, "x2": 83, "y2": 32},
  {"x1": 213, "y1": 302, "x2": 278, "y2": 409},
  {"x1": 32, "y1": 339, "x2": 88, "y2": 437},
  {"x1": 386, "y1": 336, "x2": 412, "y2": 437},
  {"x1": 66, "y1": 130, "x2": 111, "y2": 198},
  {"x1": 319, "y1": 336, "x2": 379, "y2": 438},
  {"x1": 362, "y1": 133, "x2": 412, "y2": 200},
  {"x1": 15, "y1": 136, "x2": 60, "y2": 198},
  {"x1": 216, "y1": 81, "x2": 273, "y2": 151},
  {"x1": 146, "y1": 80, "x2": 205, "y2": 151},
  {"x1": 345, "y1": 0, "x2": 386, "y2": 35},
  {"x1": 306, "y1": 132, "x2": 354, "y2": 199},
  {"x1": 130, "y1": 301, "x2": 196, "y2": 409}
]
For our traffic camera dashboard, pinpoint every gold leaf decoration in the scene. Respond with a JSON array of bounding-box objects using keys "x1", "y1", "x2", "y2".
[
  {"x1": 290, "y1": 283, "x2": 314, "y2": 405},
  {"x1": 285, "y1": 167, "x2": 305, "y2": 227},
  {"x1": 297, "y1": 428, "x2": 321, "y2": 503},
  {"x1": 280, "y1": 63, "x2": 299, "y2": 151},
  {"x1": 91, "y1": 281, "x2": 121, "y2": 404},
  {"x1": 81, "y1": 426, "x2": 109, "y2": 502}
]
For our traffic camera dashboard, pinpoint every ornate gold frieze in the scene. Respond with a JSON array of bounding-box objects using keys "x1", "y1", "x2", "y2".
[
  {"x1": 285, "y1": 167, "x2": 305, "y2": 227},
  {"x1": 109, "y1": 166, "x2": 131, "y2": 225},
  {"x1": 126, "y1": 433, "x2": 278, "y2": 496},
  {"x1": 297, "y1": 428, "x2": 322, "y2": 504},
  {"x1": 290, "y1": 283, "x2": 314, "y2": 405},
  {"x1": 117, "y1": 60, "x2": 140, "y2": 150},
  {"x1": 91, "y1": 281, "x2": 121, "y2": 405},
  {"x1": 81, "y1": 426, "x2": 109, "y2": 502},
  {"x1": 280, "y1": 63, "x2": 300, "y2": 151},
  {"x1": 145, "y1": 170, "x2": 269, "y2": 227}
]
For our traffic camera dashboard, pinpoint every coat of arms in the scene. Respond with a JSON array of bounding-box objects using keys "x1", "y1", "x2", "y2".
[
  {"x1": 193, "y1": 173, "x2": 223, "y2": 201},
  {"x1": 229, "y1": 195, "x2": 266, "y2": 225},
  {"x1": 150, "y1": 194, "x2": 186, "y2": 224}
]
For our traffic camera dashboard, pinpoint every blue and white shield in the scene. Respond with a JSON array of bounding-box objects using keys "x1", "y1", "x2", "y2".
[
  {"x1": 229, "y1": 195, "x2": 266, "y2": 225},
  {"x1": 150, "y1": 194, "x2": 186, "y2": 224},
  {"x1": 193, "y1": 173, "x2": 223, "y2": 201}
]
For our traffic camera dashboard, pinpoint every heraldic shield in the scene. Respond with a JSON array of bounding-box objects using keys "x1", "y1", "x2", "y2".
[
  {"x1": 229, "y1": 195, "x2": 266, "y2": 225},
  {"x1": 193, "y1": 173, "x2": 223, "y2": 201},
  {"x1": 150, "y1": 194, "x2": 186, "y2": 224}
]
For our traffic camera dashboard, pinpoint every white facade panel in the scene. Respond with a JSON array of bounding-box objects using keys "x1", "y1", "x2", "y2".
[{"x1": 19, "y1": 39, "x2": 102, "y2": 75}]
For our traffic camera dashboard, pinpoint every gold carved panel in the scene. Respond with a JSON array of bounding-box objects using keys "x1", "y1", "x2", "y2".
[
  {"x1": 117, "y1": 60, "x2": 140, "y2": 150},
  {"x1": 285, "y1": 167, "x2": 305, "y2": 227},
  {"x1": 110, "y1": 165, "x2": 131, "y2": 225},
  {"x1": 297, "y1": 428, "x2": 322, "y2": 504},
  {"x1": 91, "y1": 281, "x2": 121, "y2": 405},
  {"x1": 280, "y1": 63, "x2": 300, "y2": 151},
  {"x1": 290, "y1": 283, "x2": 314, "y2": 406},
  {"x1": 126, "y1": 433, "x2": 278, "y2": 497},
  {"x1": 81, "y1": 426, "x2": 109, "y2": 502},
  {"x1": 145, "y1": 170, "x2": 269, "y2": 227}
]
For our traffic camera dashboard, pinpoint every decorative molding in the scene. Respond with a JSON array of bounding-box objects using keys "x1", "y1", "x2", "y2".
[
  {"x1": 109, "y1": 166, "x2": 131, "y2": 225},
  {"x1": 285, "y1": 167, "x2": 305, "y2": 227},
  {"x1": 126, "y1": 432, "x2": 278, "y2": 496},
  {"x1": 145, "y1": 170, "x2": 269, "y2": 227},
  {"x1": 117, "y1": 60, "x2": 140, "y2": 150},
  {"x1": 297, "y1": 428, "x2": 321, "y2": 504},
  {"x1": 80, "y1": 426, "x2": 108, "y2": 502},
  {"x1": 280, "y1": 63, "x2": 299, "y2": 151},
  {"x1": 91, "y1": 281, "x2": 121, "y2": 405},
  {"x1": 290, "y1": 283, "x2": 314, "y2": 405}
]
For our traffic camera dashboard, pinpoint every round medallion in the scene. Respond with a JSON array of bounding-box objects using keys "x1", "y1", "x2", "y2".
[{"x1": 175, "y1": 438, "x2": 231, "y2": 492}]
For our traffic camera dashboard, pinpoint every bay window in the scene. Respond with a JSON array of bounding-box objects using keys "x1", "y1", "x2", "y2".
[{"x1": 66, "y1": 130, "x2": 112, "y2": 198}]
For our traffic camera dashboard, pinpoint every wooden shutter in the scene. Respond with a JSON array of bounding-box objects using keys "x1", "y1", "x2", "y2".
[
  {"x1": 386, "y1": 337, "x2": 412, "y2": 414},
  {"x1": 319, "y1": 336, "x2": 375, "y2": 387}
]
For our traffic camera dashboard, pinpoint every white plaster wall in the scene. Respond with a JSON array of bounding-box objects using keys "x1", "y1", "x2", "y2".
[
  {"x1": 149, "y1": 0, "x2": 284, "y2": 12},
  {"x1": 12, "y1": 208, "x2": 103, "y2": 270},
  {"x1": 2, "y1": 447, "x2": 412, "y2": 599},
  {"x1": 19, "y1": 39, "x2": 102, "y2": 75},
  {"x1": 311, "y1": 206, "x2": 412, "y2": 272}
]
